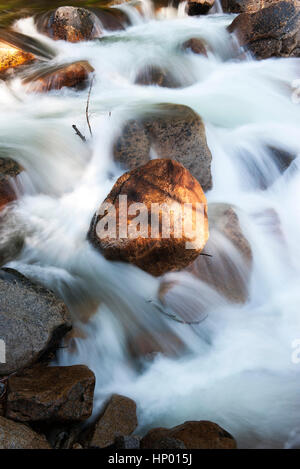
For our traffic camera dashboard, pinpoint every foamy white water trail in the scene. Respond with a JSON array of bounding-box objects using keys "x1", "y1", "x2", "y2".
[{"x1": 2, "y1": 1, "x2": 300, "y2": 448}]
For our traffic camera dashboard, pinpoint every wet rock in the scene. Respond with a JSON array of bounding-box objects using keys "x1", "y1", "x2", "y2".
[
  {"x1": 23, "y1": 61, "x2": 94, "y2": 93},
  {"x1": 88, "y1": 394, "x2": 138, "y2": 448},
  {"x1": 114, "y1": 120, "x2": 151, "y2": 171},
  {"x1": 221, "y1": 0, "x2": 284, "y2": 13},
  {"x1": 0, "y1": 268, "x2": 72, "y2": 376},
  {"x1": 187, "y1": 0, "x2": 215, "y2": 15},
  {"x1": 0, "y1": 416, "x2": 50, "y2": 449},
  {"x1": 45, "y1": 422, "x2": 83, "y2": 449},
  {"x1": 0, "y1": 208, "x2": 25, "y2": 267},
  {"x1": 182, "y1": 38, "x2": 208, "y2": 56},
  {"x1": 44, "y1": 6, "x2": 101, "y2": 42},
  {"x1": 93, "y1": 7, "x2": 129, "y2": 31},
  {"x1": 113, "y1": 104, "x2": 213, "y2": 192},
  {"x1": 0, "y1": 157, "x2": 23, "y2": 210},
  {"x1": 88, "y1": 159, "x2": 209, "y2": 277},
  {"x1": 0, "y1": 41, "x2": 34, "y2": 74},
  {"x1": 228, "y1": 1, "x2": 300, "y2": 59},
  {"x1": 135, "y1": 65, "x2": 180, "y2": 88},
  {"x1": 6, "y1": 365, "x2": 95, "y2": 423},
  {"x1": 141, "y1": 421, "x2": 236, "y2": 449},
  {"x1": 187, "y1": 203, "x2": 252, "y2": 303},
  {"x1": 113, "y1": 435, "x2": 141, "y2": 449}
]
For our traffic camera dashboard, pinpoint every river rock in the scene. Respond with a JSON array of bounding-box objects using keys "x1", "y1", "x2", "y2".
[
  {"x1": 0, "y1": 416, "x2": 50, "y2": 449},
  {"x1": 6, "y1": 365, "x2": 95, "y2": 423},
  {"x1": 228, "y1": 1, "x2": 300, "y2": 59},
  {"x1": 88, "y1": 394, "x2": 138, "y2": 448},
  {"x1": 0, "y1": 41, "x2": 34, "y2": 74},
  {"x1": 221, "y1": 0, "x2": 284, "y2": 12},
  {"x1": 23, "y1": 61, "x2": 94, "y2": 93},
  {"x1": 186, "y1": 203, "x2": 252, "y2": 303},
  {"x1": 141, "y1": 421, "x2": 237, "y2": 449},
  {"x1": 44, "y1": 6, "x2": 101, "y2": 42},
  {"x1": 0, "y1": 157, "x2": 23, "y2": 210},
  {"x1": 0, "y1": 268, "x2": 72, "y2": 376},
  {"x1": 182, "y1": 38, "x2": 208, "y2": 56},
  {"x1": 113, "y1": 104, "x2": 212, "y2": 192},
  {"x1": 187, "y1": 0, "x2": 215, "y2": 15},
  {"x1": 88, "y1": 159, "x2": 209, "y2": 277},
  {"x1": 135, "y1": 65, "x2": 180, "y2": 88}
]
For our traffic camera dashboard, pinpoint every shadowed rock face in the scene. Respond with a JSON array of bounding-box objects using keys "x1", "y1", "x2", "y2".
[
  {"x1": 187, "y1": 0, "x2": 215, "y2": 15},
  {"x1": 23, "y1": 61, "x2": 94, "y2": 93},
  {"x1": 6, "y1": 365, "x2": 95, "y2": 423},
  {"x1": 0, "y1": 416, "x2": 51, "y2": 449},
  {"x1": 113, "y1": 104, "x2": 213, "y2": 192},
  {"x1": 135, "y1": 65, "x2": 181, "y2": 88},
  {"x1": 0, "y1": 268, "x2": 72, "y2": 376},
  {"x1": 0, "y1": 157, "x2": 23, "y2": 210},
  {"x1": 141, "y1": 420, "x2": 237, "y2": 449},
  {"x1": 88, "y1": 159, "x2": 209, "y2": 277},
  {"x1": 88, "y1": 394, "x2": 138, "y2": 448},
  {"x1": 228, "y1": 1, "x2": 300, "y2": 58},
  {"x1": 44, "y1": 6, "x2": 101, "y2": 42},
  {"x1": 183, "y1": 38, "x2": 208, "y2": 56},
  {"x1": 186, "y1": 203, "x2": 252, "y2": 303},
  {"x1": 221, "y1": 0, "x2": 283, "y2": 13}
]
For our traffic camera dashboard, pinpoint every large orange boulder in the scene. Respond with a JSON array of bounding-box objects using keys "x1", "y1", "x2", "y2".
[
  {"x1": 187, "y1": 0, "x2": 215, "y2": 15},
  {"x1": 88, "y1": 159, "x2": 209, "y2": 277}
]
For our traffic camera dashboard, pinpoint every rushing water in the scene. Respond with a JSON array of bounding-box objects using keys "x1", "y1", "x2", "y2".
[{"x1": 1, "y1": 0, "x2": 300, "y2": 449}]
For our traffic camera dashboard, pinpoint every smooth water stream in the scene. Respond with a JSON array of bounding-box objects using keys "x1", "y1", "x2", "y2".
[{"x1": 1, "y1": 0, "x2": 300, "y2": 448}]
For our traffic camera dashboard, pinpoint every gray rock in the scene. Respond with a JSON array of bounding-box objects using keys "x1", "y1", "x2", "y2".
[
  {"x1": 0, "y1": 268, "x2": 72, "y2": 375},
  {"x1": 0, "y1": 416, "x2": 50, "y2": 449}
]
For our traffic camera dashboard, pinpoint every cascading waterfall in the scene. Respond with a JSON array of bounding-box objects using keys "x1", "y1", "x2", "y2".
[{"x1": 1, "y1": 0, "x2": 300, "y2": 449}]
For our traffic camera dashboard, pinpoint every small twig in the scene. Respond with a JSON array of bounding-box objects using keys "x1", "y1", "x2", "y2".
[
  {"x1": 200, "y1": 252, "x2": 213, "y2": 257},
  {"x1": 147, "y1": 299, "x2": 207, "y2": 325},
  {"x1": 72, "y1": 124, "x2": 86, "y2": 142},
  {"x1": 86, "y1": 75, "x2": 94, "y2": 138}
]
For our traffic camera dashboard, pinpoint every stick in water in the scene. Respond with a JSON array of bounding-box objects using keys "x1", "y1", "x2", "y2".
[
  {"x1": 86, "y1": 75, "x2": 94, "y2": 138},
  {"x1": 72, "y1": 124, "x2": 86, "y2": 142}
]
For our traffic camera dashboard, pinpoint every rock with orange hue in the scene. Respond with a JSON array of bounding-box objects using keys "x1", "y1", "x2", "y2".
[
  {"x1": 141, "y1": 421, "x2": 237, "y2": 449},
  {"x1": 187, "y1": 0, "x2": 215, "y2": 15},
  {"x1": 88, "y1": 159, "x2": 209, "y2": 277},
  {"x1": 23, "y1": 61, "x2": 94, "y2": 93},
  {"x1": 88, "y1": 394, "x2": 138, "y2": 448},
  {"x1": 0, "y1": 157, "x2": 23, "y2": 211},
  {"x1": 6, "y1": 365, "x2": 95, "y2": 423},
  {"x1": 183, "y1": 38, "x2": 208, "y2": 56},
  {"x1": 113, "y1": 104, "x2": 213, "y2": 192},
  {"x1": 0, "y1": 41, "x2": 34, "y2": 73},
  {"x1": 228, "y1": 1, "x2": 300, "y2": 58},
  {"x1": 186, "y1": 203, "x2": 252, "y2": 303},
  {"x1": 45, "y1": 6, "x2": 101, "y2": 42}
]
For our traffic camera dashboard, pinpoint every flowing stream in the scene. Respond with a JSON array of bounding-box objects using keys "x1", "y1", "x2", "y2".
[{"x1": 1, "y1": 0, "x2": 300, "y2": 449}]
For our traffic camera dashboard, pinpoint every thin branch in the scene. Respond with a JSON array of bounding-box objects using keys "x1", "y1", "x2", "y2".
[
  {"x1": 72, "y1": 124, "x2": 86, "y2": 142},
  {"x1": 147, "y1": 299, "x2": 207, "y2": 325},
  {"x1": 86, "y1": 75, "x2": 94, "y2": 138},
  {"x1": 200, "y1": 252, "x2": 213, "y2": 257}
]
